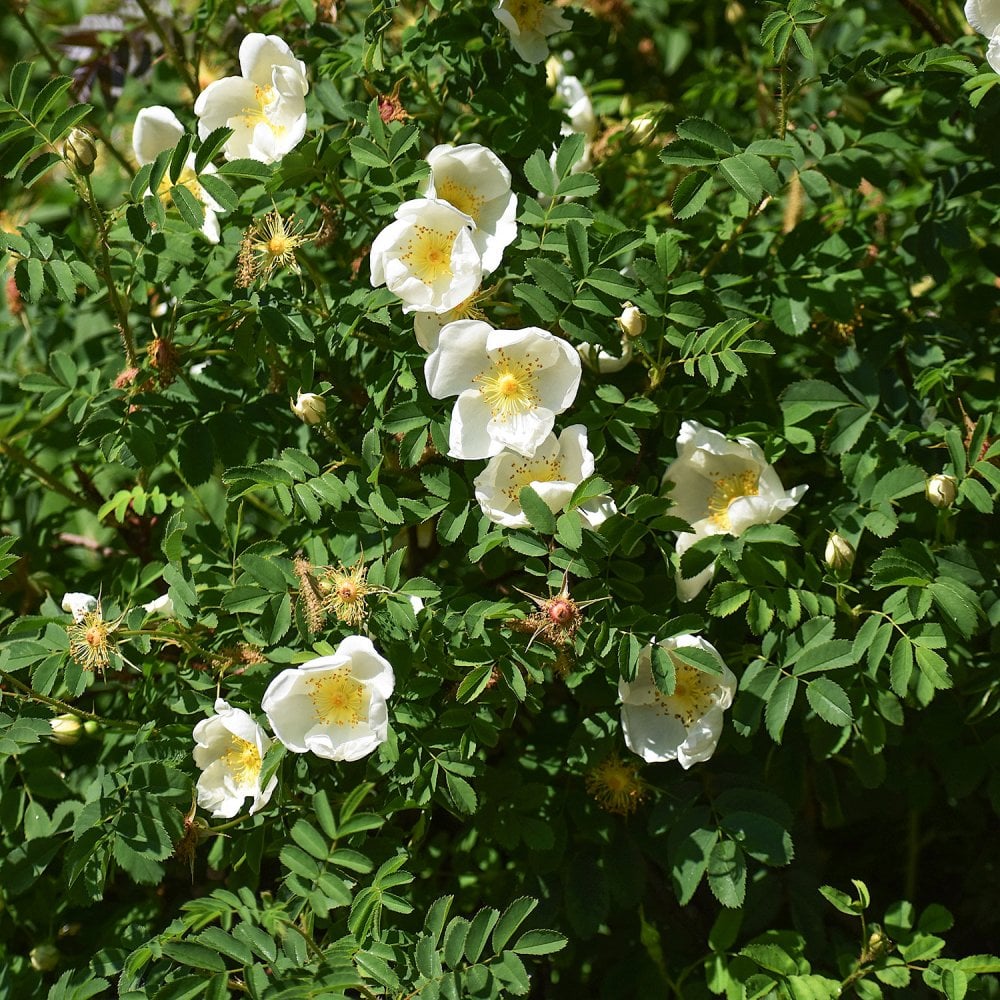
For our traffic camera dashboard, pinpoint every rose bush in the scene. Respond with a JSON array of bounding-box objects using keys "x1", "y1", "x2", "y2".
[{"x1": 0, "y1": 0, "x2": 999, "y2": 998}]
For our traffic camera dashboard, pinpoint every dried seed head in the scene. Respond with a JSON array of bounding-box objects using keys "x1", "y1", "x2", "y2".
[
  {"x1": 147, "y1": 336, "x2": 181, "y2": 386},
  {"x1": 585, "y1": 754, "x2": 648, "y2": 815},
  {"x1": 321, "y1": 559, "x2": 371, "y2": 627}
]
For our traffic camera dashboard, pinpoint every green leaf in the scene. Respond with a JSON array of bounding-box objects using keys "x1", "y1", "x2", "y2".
[
  {"x1": 169, "y1": 182, "x2": 205, "y2": 230},
  {"x1": 672, "y1": 170, "x2": 714, "y2": 220},
  {"x1": 765, "y1": 676, "x2": 798, "y2": 744},
  {"x1": 676, "y1": 117, "x2": 736, "y2": 153},
  {"x1": 492, "y1": 897, "x2": 538, "y2": 953},
  {"x1": 518, "y1": 486, "x2": 556, "y2": 535},
  {"x1": 805, "y1": 677, "x2": 852, "y2": 726},
  {"x1": 524, "y1": 149, "x2": 556, "y2": 196},
  {"x1": 707, "y1": 839, "x2": 747, "y2": 908},
  {"x1": 9, "y1": 62, "x2": 32, "y2": 110},
  {"x1": 510, "y1": 929, "x2": 568, "y2": 955}
]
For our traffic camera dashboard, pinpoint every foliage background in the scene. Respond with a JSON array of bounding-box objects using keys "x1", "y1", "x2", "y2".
[{"x1": 0, "y1": 0, "x2": 999, "y2": 998}]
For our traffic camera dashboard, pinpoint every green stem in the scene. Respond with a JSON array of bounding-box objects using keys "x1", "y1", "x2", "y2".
[
  {"x1": 0, "y1": 668, "x2": 141, "y2": 730},
  {"x1": 133, "y1": 0, "x2": 201, "y2": 97},
  {"x1": 777, "y1": 62, "x2": 788, "y2": 140},
  {"x1": 82, "y1": 173, "x2": 137, "y2": 367},
  {"x1": 0, "y1": 439, "x2": 96, "y2": 510}
]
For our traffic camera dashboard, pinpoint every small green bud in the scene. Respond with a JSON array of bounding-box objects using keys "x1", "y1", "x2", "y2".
[
  {"x1": 824, "y1": 532, "x2": 855, "y2": 577},
  {"x1": 49, "y1": 714, "x2": 82, "y2": 746},
  {"x1": 64, "y1": 128, "x2": 97, "y2": 175},
  {"x1": 30, "y1": 943, "x2": 60, "y2": 972},
  {"x1": 925, "y1": 474, "x2": 957, "y2": 509}
]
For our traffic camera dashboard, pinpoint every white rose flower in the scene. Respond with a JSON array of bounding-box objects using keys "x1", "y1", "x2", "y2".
[
  {"x1": 370, "y1": 198, "x2": 483, "y2": 314},
  {"x1": 474, "y1": 425, "x2": 615, "y2": 529},
  {"x1": 194, "y1": 33, "x2": 308, "y2": 164},
  {"x1": 966, "y1": 0, "x2": 1000, "y2": 72},
  {"x1": 619, "y1": 635, "x2": 737, "y2": 768},
  {"x1": 424, "y1": 144, "x2": 517, "y2": 275},
  {"x1": 425, "y1": 319, "x2": 582, "y2": 460},
  {"x1": 61, "y1": 592, "x2": 98, "y2": 622},
  {"x1": 192, "y1": 699, "x2": 277, "y2": 819},
  {"x1": 663, "y1": 421, "x2": 807, "y2": 601},
  {"x1": 132, "y1": 106, "x2": 224, "y2": 243},
  {"x1": 261, "y1": 636, "x2": 395, "y2": 761},
  {"x1": 142, "y1": 594, "x2": 175, "y2": 616},
  {"x1": 493, "y1": 0, "x2": 571, "y2": 64}
]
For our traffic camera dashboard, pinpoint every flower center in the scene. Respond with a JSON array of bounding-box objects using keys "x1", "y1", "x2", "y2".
[
  {"x1": 508, "y1": 0, "x2": 545, "y2": 32},
  {"x1": 503, "y1": 455, "x2": 563, "y2": 501},
  {"x1": 402, "y1": 225, "x2": 457, "y2": 283},
  {"x1": 475, "y1": 350, "x2": 542, "y2": 422},
  {"x1": 157, "y1": 165, "x2": 204, "y2": 203},
  {"x1": 707, "y1": 470, "x2": 760, "y2": 530},
  {"x1": 223, "y1": 735, "x2": 262, "y2": 785},
  {"x1": 306, "y1": 668, "x2": 367, "y2": 727},
  {"x1": 435, "y1": 178, "x2": 486, "y2": 223},
  {"x1": 654, "y1": 662, "x2": 716, "y2": 727},
  {"x1": 240, "y1": 84, "x2": 286, "y2": 135}
]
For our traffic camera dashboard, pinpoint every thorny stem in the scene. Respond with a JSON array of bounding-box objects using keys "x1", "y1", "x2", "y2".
[
  {"x1": 133, "y1": 0, "x2": 201, "y2": 97},
  {"x1": 777, "y1": 62, "x2": 788, "y2": 140},
  {"x1": 82, "y1": 172, "x2": 137, "y2": 367},
  {"x1": 895, "y1": 0, "x2": 951, "y2": 45},
  {"x1": 0, "y1": 668, "x2": 142, "y2": 730},
  {"x1": 12, "y1": 8, "x2": 135, "y2": 176}
]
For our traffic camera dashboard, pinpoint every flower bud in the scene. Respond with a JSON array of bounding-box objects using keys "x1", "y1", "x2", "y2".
[
  {"x1": 616, "y1": 302, "x2": 646, "y2": 338},
  {"x1": 30, "y1": 943, "x2": 60, "y2": 972},
  {"x1": 83, "y1": 720, "x2": 100, "y2": 736},
  {"x1": 290, "y1": 390, "x2": 326, "y2": 425},
  {"x1": 545, "y1": 54, "x2": 563, "y2": 89},
  {"x1": 824, "y1": 532, "x2": 855, "y2": 576},
  {"x1": 626, "y1": 115, "x2": 657, "y2": 146},
  {"x1": 49, "y1": 714, "x2": 83, "y2": 746},
  {"x1": 925, "y1": 474, "x2": 957, "y2": 509},
  {"x1": 63, "y1": 128, "x2": 97, "y2": 175}
]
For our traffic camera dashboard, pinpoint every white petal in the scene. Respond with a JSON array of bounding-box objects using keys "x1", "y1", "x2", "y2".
[
  {"x1": 966, "y1": 0, "x2": 1000, "y2": 36},
  {"x1": 449, "y1": 390, "x2": 501, "y2": 460},
  {"x1": 674, "y1": 530, "x2": 717, "y2": 602},
  {"x1": 61, "y1": 592, "x2": 98, "y2": 622},
  {"x1": 261, "y1": 669, "x2": 315, "y2": 753},
  {"x1": 556, "y1": 424, "x2": 595, "y2": 481},
  {"x1": 424, "y1": 320, "x2": 492, "y2": 398},
  {"x1": 239, "y1": 33, "x2": 306, "y2": 93},
  {"x1": 621, "y1": 702, "x2": 687, "y2": 764},
  {"x1": 488, "y1": 405, "x2": 553, "y2": 458},
  {"x1": 194, "y1": 77, "x2": 257, "y2": 138},
  {"x1": 133, "y1": 106, "x2": 184, "y2": 164}
]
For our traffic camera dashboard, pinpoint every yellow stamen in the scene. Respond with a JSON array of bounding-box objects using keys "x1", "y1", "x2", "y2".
[
  {"x1": 223, "y1": 735, "x2": 262, "y2": 785},
  {"x1": 654, "y1": 661, "x2": 717, "y2": 726},
  {"x1": 706, "y1": 469, "x2": 760, "y2": 531},
  {"x1": 585, "y1": 754, "x2": 648, "y2": 815},
  {"x1": 306, "y1": 668, "x2": 367, "y2": 727},
  {"x1": 503, "y1": 455, "x2": 563, "y2": 502},
  {"x1": 507, "y1": 0, "x2": 545, "y2": 32},
  {"x1": 156, "y1": 165, "x2": 204, "y2": 202},
  {"x1": 321, "y1": 559, "x2": 371, "y2": 626},
  {"x1": 66, "y1": 608, "x2": 122, "y2": 673},
  {"x1": 401, "y1": 225, "x2": 456, "y2": 283},
  {"x1": 435, "y1": 178, "x2": 486, "y2": 223},
  {"x1": 474, "y1": 350, "x2": 542, "y2": 422},
  {"x1": 241, "y1": 84, "x2": 286, "y2": 135},
  {"x1": 238, "y1": 211, "x2": 310, "y2": 286}
]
